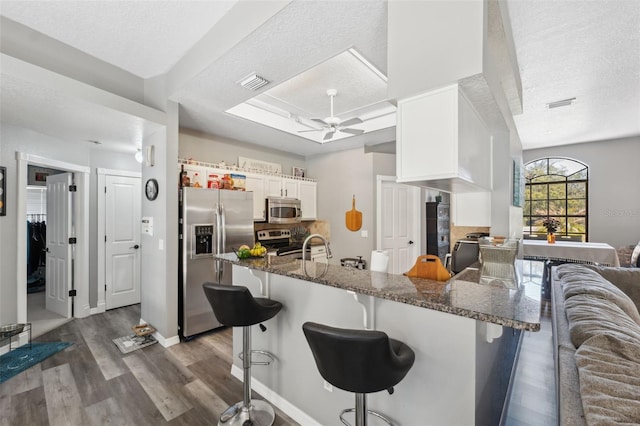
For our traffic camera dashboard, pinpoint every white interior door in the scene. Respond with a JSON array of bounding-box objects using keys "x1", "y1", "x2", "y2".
[
  {"x1": 45, "y1": 173, "x2": 73, "y2": 318},
  {"x1": 105, "y1": 175, "x2": 141, "y2": 309},
  {"x1": 379, "y1": 179, "x2": 420, "y2": 274}
]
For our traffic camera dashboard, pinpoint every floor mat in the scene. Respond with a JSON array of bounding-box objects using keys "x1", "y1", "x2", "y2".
[
  {"x1": 0, "y1": 341, "x2": 72, "y2": 384},
  {"x1": 113, "y1": 335, "x2": 157, "y2": 354}
]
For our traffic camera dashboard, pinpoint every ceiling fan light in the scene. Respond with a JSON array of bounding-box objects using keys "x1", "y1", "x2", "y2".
[{"x1": 238, "y1": 73, "x2": 270, "y2": 91}]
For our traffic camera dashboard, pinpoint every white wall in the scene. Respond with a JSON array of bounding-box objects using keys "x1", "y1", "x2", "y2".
[
  {"x1": 179, "y1": 129, "x2": 306, "y2": 176},
  {"x1": 307, "y1": 149, "x2": 395, "y2": 267},
  {"x1": 523, "y1": 136, "x2": 640, "y2": 248},
  {"x1": 0, "y1": 124, "x2": 138, "y2": 324}
]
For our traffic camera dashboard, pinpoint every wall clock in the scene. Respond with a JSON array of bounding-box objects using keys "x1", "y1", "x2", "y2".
[{"x1": 145, "y1": 178, "x2": 158, "y2": 201}]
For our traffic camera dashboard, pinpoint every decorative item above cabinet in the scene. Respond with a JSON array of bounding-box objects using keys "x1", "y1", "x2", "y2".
[{"x1": 396, "y1": 83, "x2": 492, "y2": 193}]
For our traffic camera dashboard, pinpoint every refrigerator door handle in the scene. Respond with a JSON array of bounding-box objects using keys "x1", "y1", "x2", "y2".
[{"x1": 220, "y1": 202, "x2": 227, "y2": 254}]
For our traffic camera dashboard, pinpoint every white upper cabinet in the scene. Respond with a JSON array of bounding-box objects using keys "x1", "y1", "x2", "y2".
[
  {"x1": 266, "y1": 176, "x2": 298, "y2": 198},
  {"x1": 451, "y1": 192, "x2": 492, "y2": 227},
  {"x1": 298, "y1": 181, "x2": 317, "y2": 221},
  {"x1": 396, "y1": 83, "x2": 492, "y2": 193},
  {"x1": 245, "y1": 173, "x2": 266, "y2": 221}
]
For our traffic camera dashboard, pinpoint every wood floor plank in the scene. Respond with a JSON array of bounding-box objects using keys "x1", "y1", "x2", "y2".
[
  {"x1": 106, "y1": 372, "x2": 167, "y2": 426},
  {"x1": 79, "y1": 316, "x2": 129, "y2": 380},
  {"x1": 183, "y1": 378, "x2": 233, "y2": 420},
  {"x1": 42, "y1": 363, "x2": 89, "y2": 426},
  {"x1": 85, "y1": 396, "x2": 130, "y2": 426},
  {"x1": 123, "y1": 353, "x2": 193, "y2": 422},
  {"x1": 0, "y1": 362, "x2": 42, "y2": 396},
  {"x1": 1, "y1": 385, "x2": 49, "y2": 426}
]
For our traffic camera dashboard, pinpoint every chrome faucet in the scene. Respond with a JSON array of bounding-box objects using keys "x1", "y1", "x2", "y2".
[{"x1": 302, "y1": 234, "x2": 332, "y2": 269}]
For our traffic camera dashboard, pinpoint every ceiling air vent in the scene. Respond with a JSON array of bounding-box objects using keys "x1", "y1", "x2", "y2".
[
  {"x1": 238, "y1": 73, "x2": 269, "y2": 91},
  {"x1": 547, "y1": 97, "x2": 576, "y2": 109}
]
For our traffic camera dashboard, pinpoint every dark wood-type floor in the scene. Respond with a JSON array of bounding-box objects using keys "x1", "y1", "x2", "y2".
[{"x1": 0, "y1": 304, "x2": 297, "y2": 426}]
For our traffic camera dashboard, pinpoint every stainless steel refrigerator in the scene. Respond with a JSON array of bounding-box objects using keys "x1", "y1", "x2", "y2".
[{"x1": 179, "y1": 187, "x2": 254, "y2": 338}]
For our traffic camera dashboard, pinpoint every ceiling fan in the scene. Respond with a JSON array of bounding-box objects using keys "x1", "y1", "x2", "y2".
[{"x1": 298, "y1": 89, "x2": 364, "y2": 141}]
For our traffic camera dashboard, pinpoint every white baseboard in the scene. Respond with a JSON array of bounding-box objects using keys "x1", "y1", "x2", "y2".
[
  {"x1": 76, "y1": 303, "x2": 91, "y2": 319},
  {"x1": 230, "y1": 364, "x2": 321, "y2": 426},
  {"x1": 90, "y1": 302, "x2": 106, "y2": 315},
  {"x1": 156, "y1": 333, "x2": 180, "y2": 348}
]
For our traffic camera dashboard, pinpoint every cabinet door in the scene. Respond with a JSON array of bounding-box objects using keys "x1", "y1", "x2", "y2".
[
  {"x1": 452, "y1": 192, "x2": 491, "y2": 226},
  {"x1": 265, "y1": 177, "x2": 284, "y2": 197},
  {"x1": 282, "y1": 178, "x2": 298, "y2": 198},
  {"x1": 298, "y1": 181, "x2": 317, "y2": 220},
  {"x1": 245, "y1": 174, "x2": 266, "y2": 221},
  {"x1": 396, "y1": 85, "x2": 458, "y2": 182}
]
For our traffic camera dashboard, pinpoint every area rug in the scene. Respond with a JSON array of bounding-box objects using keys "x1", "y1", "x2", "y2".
[
  {"x1": 0, "y1": 341, "x2": 72, "y2": 384},
  {"x1": 113, "y1": 335, "x2": 157, "y2": 354}
]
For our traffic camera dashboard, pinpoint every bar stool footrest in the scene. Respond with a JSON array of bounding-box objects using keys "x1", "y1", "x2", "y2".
[
  {"x1": 339, "y1": 407, "x2": 394, "y2": 426},
  {"x1": 238, "y1": 349, "x2": 276, "y2": 365}
]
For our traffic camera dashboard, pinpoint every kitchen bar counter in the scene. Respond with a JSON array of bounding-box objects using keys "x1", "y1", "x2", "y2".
[{"x1": 215, "y1": 253, "x2": 541, "y2": 331}]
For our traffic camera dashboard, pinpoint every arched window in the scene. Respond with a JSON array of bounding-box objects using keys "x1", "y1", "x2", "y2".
[{"x1": 523, "y1": 158, "x2": 589, "y2": 241}]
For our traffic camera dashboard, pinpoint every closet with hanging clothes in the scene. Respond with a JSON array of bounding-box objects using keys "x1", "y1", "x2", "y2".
[{"x1": 27, "y1": 188, "x2": 47, "y2": 293}]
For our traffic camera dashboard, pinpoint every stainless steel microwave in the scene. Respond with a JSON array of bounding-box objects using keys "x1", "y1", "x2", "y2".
[{"x1": 266, "y1": 197, "x2": 302, "y2": 224}]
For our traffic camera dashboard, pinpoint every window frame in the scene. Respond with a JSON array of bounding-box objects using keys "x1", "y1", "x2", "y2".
[{"x1": 523, "y1": 157, "x2": 589, "y2": 241}]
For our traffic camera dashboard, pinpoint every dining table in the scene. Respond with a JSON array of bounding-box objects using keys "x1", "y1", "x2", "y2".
[
  {"x1": 522, "y1": 239, "x2": 621, "y2": 299},
  {"x1": 522, "y1": 239, "x2": 620, "y2": 267}
]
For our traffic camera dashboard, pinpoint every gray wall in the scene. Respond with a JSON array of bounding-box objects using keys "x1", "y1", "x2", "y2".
[
  {"x1": 0, "y1": 124, "x2": 139, "y2": 324},
  {"x1": 179, "y1": 129, "x2": 306, "y2": 176},
  {"x1": 307, "y1": 148, "x2": 396, "y2": 267},
  {"x1": 523, "y1": 136, "x2": 640, "y2": 248}
]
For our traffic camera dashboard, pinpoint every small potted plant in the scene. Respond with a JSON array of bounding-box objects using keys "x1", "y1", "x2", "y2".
[{"x1": 542, "y1": 217, "x2": 561, "y2": 244}]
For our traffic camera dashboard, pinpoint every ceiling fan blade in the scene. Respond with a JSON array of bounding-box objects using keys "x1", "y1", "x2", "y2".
[
  {"x1": 323, "y1": 130, "x2": 335, "y2": 141},
  {"x1": 311, "y1": 118, "x2": 327, "y2": 125},
  {"x1": 339, "y1": 117, "x2": 363, "y2": 127},
  {"x1": 339, "y1": 128, "x2": 365, "y2": 136},
  {"x1": 298, "y1": 129, "x2": 322, "y2": 133}
]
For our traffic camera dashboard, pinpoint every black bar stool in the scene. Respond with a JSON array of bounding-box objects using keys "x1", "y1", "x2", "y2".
[
  {"x1": 302, "y1": 322, "x2": 415, "y2": 426},
  {"x1": 203, "y1": 283, "x2": 282, "y2": 426}
]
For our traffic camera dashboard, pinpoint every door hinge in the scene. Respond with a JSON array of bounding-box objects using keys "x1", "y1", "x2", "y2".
[
  {"x1": 105, "y1": 284, "x2": 107, "y2": 292},
  {"x1": 69, "y1": 185, "x2": 77, "y2": 192},
  {"x1": 69, "y1": 237, "x2": 77, "y2": 244},
  {"x1": 69, "y1": 289, "x2": 77, "y2": 297},
  {"x1": 104, "y1": 186, "x2": 107, "y2": 193}
]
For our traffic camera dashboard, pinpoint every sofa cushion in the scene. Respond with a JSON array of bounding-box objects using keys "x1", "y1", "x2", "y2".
[
  {"x1": 558, "y1": 346, "x2": 586, "y2": 425},
  {"x1": 558, "y1": 265, "x2": 640, "y2": 326},
  {"x1": 585, "y1": 265, "x2": 640, "y2": 311},
  {"x1": 564, "y1": 294, "x2": 640, "y2": 348},
  {"x1": 575, "y1": 333, "x2": 640, "y2": 425}
]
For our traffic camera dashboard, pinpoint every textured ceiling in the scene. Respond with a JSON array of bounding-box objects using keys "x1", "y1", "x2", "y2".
[
  {"x1": 507, "y1": 0, "x2": 640, "y2": 150},
  {"x1": 0, "y1": 0, "x2": 237, "y2": 78},
  {"x1": 0, "y1": 72, "x2": 164, "y2": 153},
  {"x1": 0, "y1": 0, "x2": 638, "y2": 157}
]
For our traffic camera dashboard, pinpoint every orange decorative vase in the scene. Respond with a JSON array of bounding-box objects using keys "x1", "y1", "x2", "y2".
[{"x1": 547, "y1": 233, "x2": 556, "y2": 244}]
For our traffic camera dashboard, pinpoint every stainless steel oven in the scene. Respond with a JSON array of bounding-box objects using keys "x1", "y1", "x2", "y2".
[{"x1": 266, "y1": 197, "x2": 301, "y2": 224}]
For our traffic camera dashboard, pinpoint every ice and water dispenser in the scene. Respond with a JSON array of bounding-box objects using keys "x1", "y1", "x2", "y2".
[{"x1": 192, "y1": 225, "x2": 214, "y2": 258}]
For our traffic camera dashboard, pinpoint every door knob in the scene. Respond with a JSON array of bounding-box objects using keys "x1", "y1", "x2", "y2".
[
  {"x1": 408, "y1": 240, "x2": 414, "y2": 245},
  {"x1": 130, "y1": 244, "x2": 140, "y2": 249}
]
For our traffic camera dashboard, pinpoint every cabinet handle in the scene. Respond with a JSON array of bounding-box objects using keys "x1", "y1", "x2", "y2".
[
  {"x1": 408, "y1": 240, "x2": 414, "y2": 245},
  {"x1": 285, "y1": 189, "x2": 288, "y2": 197}
]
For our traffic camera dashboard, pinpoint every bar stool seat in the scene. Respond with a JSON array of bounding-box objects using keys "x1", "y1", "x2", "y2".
[
  {"x1": 303, "y1": 322, "x2": 415, "y2": 426},
  {"x1": 203, "y1": 283, "x2": 282, "y2": 426}
]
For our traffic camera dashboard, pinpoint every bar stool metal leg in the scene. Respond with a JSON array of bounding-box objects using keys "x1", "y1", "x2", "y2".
[
  {"x1": 218, "y1": 325, "x2": 275, "y2": 426},
  {"x1": 338, "y1": 393, "x2": 394, "y2": 426}
]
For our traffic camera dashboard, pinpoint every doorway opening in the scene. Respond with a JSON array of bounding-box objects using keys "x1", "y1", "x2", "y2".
[{"x1": 16, "y1": 152, "x2": 90, "y2": 339}]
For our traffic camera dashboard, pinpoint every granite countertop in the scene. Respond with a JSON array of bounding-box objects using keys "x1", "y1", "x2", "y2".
[{"x1": 215, "y1": 253, "x2": 541, "y2": 331}]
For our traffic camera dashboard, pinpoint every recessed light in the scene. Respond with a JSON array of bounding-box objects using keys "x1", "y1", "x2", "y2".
[{"x1": 547, "y1": 97, "x2": 576, "y2": 109}]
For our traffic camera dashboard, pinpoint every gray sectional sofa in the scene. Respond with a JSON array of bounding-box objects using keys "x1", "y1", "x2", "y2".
[{"x1": 551, "y1": 264, "x2": 640, "y2": 425}]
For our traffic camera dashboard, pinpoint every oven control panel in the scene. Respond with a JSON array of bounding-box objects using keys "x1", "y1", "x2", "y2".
[{"x1": 256, "y1": 229, "x2": 291, "y2": 241}]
